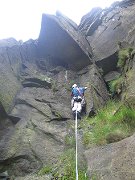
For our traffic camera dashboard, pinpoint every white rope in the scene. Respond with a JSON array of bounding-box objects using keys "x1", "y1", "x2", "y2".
[{"x1": 75, "y1": 110, "x2": 78, "y2": 180}]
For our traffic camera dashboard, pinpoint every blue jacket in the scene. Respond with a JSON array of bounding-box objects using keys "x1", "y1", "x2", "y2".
[{"x1": 71, "y1": 87, "x2": 86, "y2": 97}]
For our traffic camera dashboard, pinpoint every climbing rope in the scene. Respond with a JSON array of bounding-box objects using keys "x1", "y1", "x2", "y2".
[{"x1": 75, "y1": 110, "x2": 78, "y2": 180}]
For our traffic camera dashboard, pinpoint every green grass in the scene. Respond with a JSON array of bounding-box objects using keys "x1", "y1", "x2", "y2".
[
  {"x1": 37, "y1": 148, "x2": 88, "y2": 179},
  {"x1": 65, "y1": 135, "x2": 75, "y2": 147},
  {"x1": 38, "y1": 165, "x2": 52, "y2": 176},
  {"x1": 117, "y1": 47, "x2": 133, "y2": 69},
  {"x1": 52, "y1": 149, "x2": 88, "y2": 180},
  {"x1": 109, "y1": 77, "x2": 124, "y2": 94},
  {"x1": 80, "y1": 100, "x2": 135, "y2": 146}
]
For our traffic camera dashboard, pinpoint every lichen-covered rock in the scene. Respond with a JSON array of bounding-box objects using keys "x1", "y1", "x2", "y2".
[
  {"x1": 0, "y1": 47, "x2": 21, "y2": 113},
  {"x1": 85, "y1": 133, "x2": 135, "y2": 179},
  {"x1": 15, "y1": 174, "x2": 51, "y2": 180},
  {"x1": 0, "y1": 65, "x2": 73, "y2": 177},
  {"x1": 123, "y1": 56, "x2": 135, "y2": 108},
  {"x1": 0, "y1": 39, "x2": 39, "y2": 113}
]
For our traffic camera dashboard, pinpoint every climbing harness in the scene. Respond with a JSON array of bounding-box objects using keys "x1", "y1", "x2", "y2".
[{"x1": 75, "y1": 110, "x2": 78, "y2": 180}]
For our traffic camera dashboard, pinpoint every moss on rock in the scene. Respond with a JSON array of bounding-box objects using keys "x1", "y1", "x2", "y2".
[
  {"x1": 124, "y1": 67, "x2": 135, "y2": 108},
  {"x1": 0, "y1": 66, "x2": 21, "y2": 113}
]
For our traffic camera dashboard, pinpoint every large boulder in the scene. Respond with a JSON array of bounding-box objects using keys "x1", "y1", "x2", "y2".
[
  {"x1": 85, "y1": 133, "x2": 135, "y2": 179},
  {"x1": 37, "y1": 14, "x2": 93, "y2": 71}
]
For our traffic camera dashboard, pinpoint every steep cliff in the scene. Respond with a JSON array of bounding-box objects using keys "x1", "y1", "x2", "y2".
[
  {"x1": 79, "y1": 0, "x2": 135, "y2": 73},
  {"x1": 0, "y1": 16, "x2": 109, "y2": 179},
  {"x1": 0, "y1": 0, "x2": 135, "y2": 179}
]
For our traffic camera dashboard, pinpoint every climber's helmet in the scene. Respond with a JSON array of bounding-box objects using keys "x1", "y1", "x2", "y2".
[{"x1": 72, "y1": 84, "x2": 77, "y2": 88}]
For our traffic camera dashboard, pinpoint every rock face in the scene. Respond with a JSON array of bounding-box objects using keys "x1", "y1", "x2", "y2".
[
  {"x1": 0, "y1": 40, "x2": 38, "y2": 113},
  {"x1": 85, "y1": 133, "x2": 135, "y2": 179},
  {"x1": 0, "y1": 32, "x2": 108, "y2": 177},
  {"x1": 0, "y1": 46, "x2": 21, "y2": 113},
  {"x1": 124, "y1": 55, "x2": 135, "y2": 108},
  {"x1": 0, "y1": 53, "x2": 71, "y2": 176},
  {"x1": 37, "y1": 14, "x2": 93, "y2": 71},
  {"x1": 104, "y1": 71, "x2": 121, "y2": 82},
  {"x1": 79, "y1": 0, "x2": 135, "y2": 73},
  {"x1": 77, "y1": 64, "x2": 109, "y2": 114},
  {"x1": 0, "y1": 0, "x2": 135, "y2": 179}
]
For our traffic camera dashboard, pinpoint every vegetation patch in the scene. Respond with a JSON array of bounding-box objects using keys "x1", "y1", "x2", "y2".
[
  {"x1": 80, "y1": 100, "x2": 135, "y2": 146},
  {"x1": 37, "y1": 148, "x2": 88, "y2": 179},
  {"x1": 38, "y1": 165, "x2": 52, "y2": 176},
  {"x1": 117, "y1": 47, "x2": 133, "y2": 69},
  {"x1": 65, "y1": 135, "x2": 75, "y2": 147},
  {"x1": 52, "y1": 81, "x2": 59, "y2": 92},
  {"x1": 52, "y1": 148, "x2": 88, "y2": 180},
  {"x1": 108, "y1": 47, "x2": 135, "y2": 97},
  {"x1": 109, "y1": 76, "x2": 124, "y2": 95}
]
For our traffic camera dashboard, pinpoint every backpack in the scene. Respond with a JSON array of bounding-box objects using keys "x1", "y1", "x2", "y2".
[{"x1": 73, "y1": 87, "x2": 83, "y2": 102}]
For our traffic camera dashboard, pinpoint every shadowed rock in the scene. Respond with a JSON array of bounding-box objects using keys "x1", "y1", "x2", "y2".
[
  {"x1": 8, "y1": 115, "x2": 21, "y2": 124},
  {"x1": 0, "y1": 102, "x2": 7, "y2": 119},
  {"x1": 104, "y1": 71, "x2": 121, "y2": 82},
  {"x1": 22, "y1": 77, "x2": 51, "y2": 88},
  {"x1": 37, "y1": 14, "x2": 93, "y2": 70}
]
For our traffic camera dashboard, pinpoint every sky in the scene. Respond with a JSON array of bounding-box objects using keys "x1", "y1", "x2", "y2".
[{"x1": 0, "y1": 0, "x2": 121, "y2": 41}]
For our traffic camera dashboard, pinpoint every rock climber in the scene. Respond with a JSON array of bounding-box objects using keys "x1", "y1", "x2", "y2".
[{"x1": 71, "y1": 84, "x2": 87, "y2": 119}]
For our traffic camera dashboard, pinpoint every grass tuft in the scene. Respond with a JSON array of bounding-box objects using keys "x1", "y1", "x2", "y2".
[
  {"x1": 117, "y1": 47, "x2": 133, "y2": 69},
  {"x1": 37, "y1": 148, "x2": 88, "y2": 179},
  {"x1": 38, "y1": 165, "x2": 52, "y2": 176},
  {"x1": 80, "y1": 100, "x2": 135, "y2": 146},
  {"x1": 52, "y1": 149, "x2": 88, "y2": 179},
  {"x1": 109, "y1": 77, "x2": 124, "y2": 95},
  {"x1": 65, "y1": 135, "x2": 75, "y2": 147}
]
